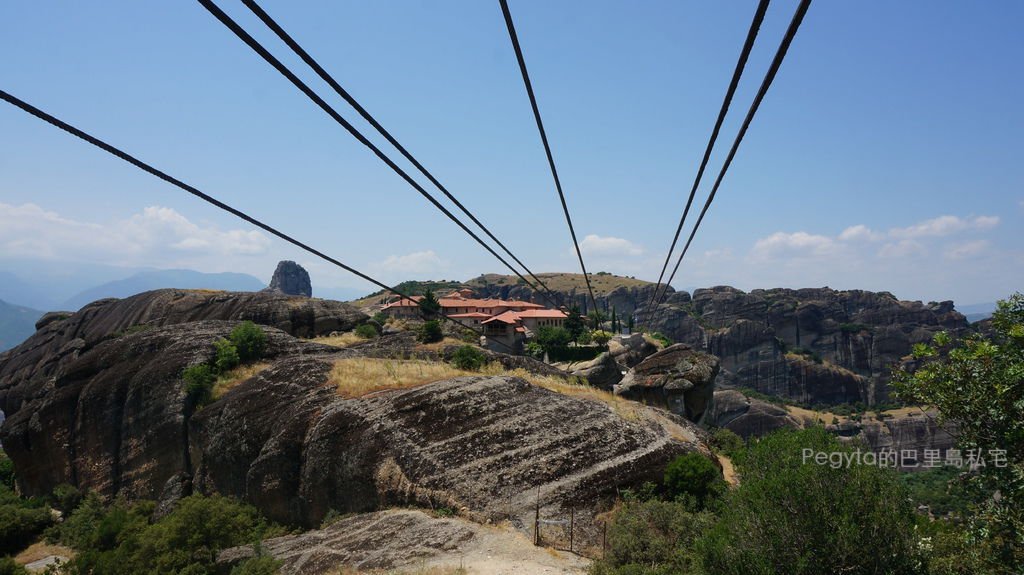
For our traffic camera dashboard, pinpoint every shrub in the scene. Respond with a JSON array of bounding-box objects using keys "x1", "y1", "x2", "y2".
[
  {"x1": 451, "y1": 345, "x2": 486, "y2": 371},
  {"x1": 649, "y1": 332, "x2": 672, "y2": 347},
  {"x1": 54, "y1": 493, "x2": 277, "y2": 575},
  {"x1": 0, "y1": 557, "x2": 28, "y2": 575},
  {"x1": 229, "y1": 321, "x2": 267, "y2": 362},
  {"x1": 371, "y1": 311, "x2": 388, "y2": 325},
  {"x1": 663, "y1": 453, "x2": 726, "y2": 509},
  {"x1": 214, "y1": 338, "x2": 241, "y2": 373},
  {"x1": 183, "y1": 364, "x2": 217, "y2": 406},
  {"x1": 525, "y1": 341, "x2": 544, "y2": 360},
  {"x1": 0, "y1": 453, "x2": 13, "y2": 490},
  {"x1": 709, "y1": 428, "x2": 744, "y2": 459},
  {"x1": 591, "y1": 330, "x2": 613, "y2": 346},
  {"x1": 354, "y1": 324, "x2": 378, "y2": 339},
  {"x1": 50, "y1": 483, "x2": 82, "y2": 515},
  {"x1": 698, "y1": 428, "x2": 921, "y2": 575},
  {"x1": 576, "y1": 329, "x2": 593, "y2": 345},
  {"x1": 0, "y1": 504, "x2": 53, "y2": 555},
  {"x1": 417, "y1": 320, "x2": 443, "y2": 343},
  {"x1": 590, "y1": 498, "x2": 713, "y2": 575},
  {"x1": 230, "y1": 555, "x2": 282, "y2": 575}
]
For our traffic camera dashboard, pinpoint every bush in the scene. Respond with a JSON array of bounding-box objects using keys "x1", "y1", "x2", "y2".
[
  {"x1": 229, "y1": 321, "x2": 267, "y2": 362},
  {"x1": 354, "y1": 324, "x2": 378, "y2": 339},
  {"x1": 183, "y1": 364, "x2": 217, "y2": 406},
  {"x1": 214, "y1": 338, "x2": 241, "y2": 373},
  {"x1": 709, "y1": 428, "x2": 744, "y2": 460},
  {"x1": 371, "y1": 311, "x2": 388, "y2": 325},
  {"x1": 417, "y1": 320, "x2": 443, "y2": 343},
  {"x1": 698, "y1": 428, "x2": 921, "y2": 575},
  {"x1": 451, "y1": 345, "x2": 486, "y2": 371},
  {"x1": 525, "y1": 341, "x2": 544, "y2": 360},
  {"x1": 54, "y1": 493, "x2": 277, "y2": 575},
  {"x1": 0, "y1": 557, "x2": 28, "y2": 575},
  {"x1": 0, "y1": 504, "x2": 53, "y2": 555},
  {"x1": 0, "y1": 453, "x2": 13, "y2": 491},
  {"x1": 663, "y1": 453, "x2": 726, "y2": 509},
  {"x1": 649, "y1": 332, "x2": 672, "y2": 347},
  {"x1": 590, "y1": 498, "x2": 713, "y2": 575},
  {"x1": 50, "y1": 484, "x2": 82, "y2": 515},
  {"x1": 591, "y1": 330, "x2": 613, "y2": 346},
  {"x1": 230, "y1": 554, "x2": 282, "y2": 575}
]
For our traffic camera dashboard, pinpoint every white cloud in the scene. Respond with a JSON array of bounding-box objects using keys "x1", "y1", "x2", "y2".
[
  {"x1": 889, "y1": 215, "x2": 998, "y2": 239},
  {"x1": 0, "y1": 202, "x2": 270, "y2": 264},
  {"x1": 579, "y1": 234, "x2": 644, "y2": 257},
  {"x1": 374, "y1": 250, "x2": 449, "y2": 275},
  {"x1": 878, "y1": 239, "x2": 926, "y2": 258},
  {"x1": 945, "y1": 239, "x2": 990, "y2": 260},
  {"x1": 838, "y1": 224, "x2": 882, "y2": 242},
  {"x1": 750, "y1": 232, "x2": 838, "y2": 260}
]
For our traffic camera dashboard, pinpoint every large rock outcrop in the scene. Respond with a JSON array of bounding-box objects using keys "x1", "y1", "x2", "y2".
[
  {"x1": 0, "y1": 289, "x2": 710, "y2": 541},
  {"x1": 263, "y1": 260, "x2": 312, "y2": 297},
  {"x1": 645, "y1": 287, "x2": 969, "y2": 406},
  {"x1": 615, "y1": 343, "x2": 719, "y2": 424}
]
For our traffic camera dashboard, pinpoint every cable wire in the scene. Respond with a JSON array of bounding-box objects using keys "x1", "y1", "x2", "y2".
[
  {"x1": 240, "y1": 0, "x2": 562, "y2": 309},
  {"x1": 497, "y1": 0, "x2": 599, "y2": 316},
  {"x1": 199, "y1": 0, "x2": 559, "y2": 309},
  {"x1": 647, "y1": 0, "x2": 813, "y2": 328},
  {"x1": 641, "y1": 0, "x2": 771, "y2": 330},
  {"x1": 0, "y1": 89, "x2": 516, "y2": 352}
]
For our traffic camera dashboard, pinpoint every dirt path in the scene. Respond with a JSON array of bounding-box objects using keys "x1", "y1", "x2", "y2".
[
  {"x1": 415, "y1": 522, "x2": 589, "y2": 575},
  {"x1": 717, "y1": 454, "x2": 739, "y2": 486}
]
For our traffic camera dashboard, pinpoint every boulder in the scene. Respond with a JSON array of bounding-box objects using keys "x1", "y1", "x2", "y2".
[
  {"x1": 708, "y1": 389, "x2": 801, "y2": 438},
  {"x1": 608, "y1": 333, "x2": 658, "y2": 368},
  {"x1": 571, "y1": 352, "x2": 623, "y2": 390},
  {"x1": 615, "y1": 343, "x2": 719, "y2": 423},
  {"x1": 263, "y1": 260, "x2": 312, "y2": 297}
]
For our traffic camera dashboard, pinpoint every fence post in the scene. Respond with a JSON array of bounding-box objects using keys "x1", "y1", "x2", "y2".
[
  {"x1": 533, "y1": 487, "x2": 540, "y2": 546},
  {"x1": 569, "y1": 506, "x2": 574, "y2": 553}
]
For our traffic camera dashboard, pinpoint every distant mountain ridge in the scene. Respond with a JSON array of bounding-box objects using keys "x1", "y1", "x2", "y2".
[
  {"x1": 61, "y1": 269, "x2": 265, "y2": 311},
  {"x1": 0, "y1": 299, "x2": 43, "y2": 352}
]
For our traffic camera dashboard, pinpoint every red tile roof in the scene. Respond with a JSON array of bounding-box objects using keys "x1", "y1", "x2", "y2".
[
  {"x1": 515, "y1": 309, "x2": 568, "y2": 319},
  {"x1": 447, "y1": 312, "x2": 492, "y2": 319}
]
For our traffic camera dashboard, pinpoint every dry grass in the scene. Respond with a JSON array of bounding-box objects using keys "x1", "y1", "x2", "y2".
[
  {"x1": 212, "y1": 362, "x2": 271, "y2": 400},
  {"x1": 415, "y1": 336, "x2": 466, "y2": 351},
  {"x1": 328, "y1": 358, "x2": 643, "y2": 421},
  {"x1": 15, "y1": 541, "x2": 74, "y2": 564},
  {"x1": 330, "y1": 358, "x2": 472, "y2": 398},
  {"x1": 642, "y1": 333, "x2": 667, "y2": 350},
  {"x1": 312, "y1": 332, "x2": 367, "y2": 348}
]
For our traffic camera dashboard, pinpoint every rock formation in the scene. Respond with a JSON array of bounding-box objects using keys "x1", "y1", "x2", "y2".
[
  {"x1": 263, "y1": 260, "x2": 312, "y2": 297},
  {"x1": 645, "y1": 287, "x2": 969, "y2": 406},
  {"x1": 0, "y1": 288, "x2": 710, "y2": 544},
  {"x1": 570, "y1": 351, "x2": 623, "y2": 390},
  {"x1": 615, "y1": 343, "x2": 719, "y2": 424}
]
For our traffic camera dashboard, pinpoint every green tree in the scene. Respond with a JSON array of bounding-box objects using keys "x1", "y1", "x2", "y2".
[
  {"x1": 418, "y1": 290, "x2": 441, "y2": 319},
  {"x1": 564, "y1": 306, "x2": 586, "y2": 343},
  {"x1": 588, "y1": 310, "x2": 608, "y2": 330},
  {"x1": 0, "y1": 505, "x2": 52, "y2": 555},
  {"x1": 663, "y1": 453, "x2": 726, "y2": 510},
  {"x1": 0, "y1": 557, "x2": 28, "y2": 575},
  {"x1": 893, "y1": 292, "x2": 1024, "y2": 571},
  {"x1": 699, "y1": 428, "x2": 921, "y2": 575},
  {"x1": 535, "y1": 326, "x2": 572, "y2": 352},
  {"x1": 610, "y1": 308, "x2": 618, "y2": 334},
  {"x1": 229, "y1": 321, "x2": 267, "y2": 362},
  {"x1": 627, "y1": 313, "x2": 635, "y2": 333},
  {"x1": 417, "y1": 320, "x2": 443, "y2": 343},
  {"x1": 591, "y1": 330, "x2": 613, "y2": 347}
]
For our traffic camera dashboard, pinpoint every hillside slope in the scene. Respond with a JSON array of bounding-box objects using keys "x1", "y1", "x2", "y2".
[{"x1": 0, "y1": 299, "x2": 43, "y2": 352}]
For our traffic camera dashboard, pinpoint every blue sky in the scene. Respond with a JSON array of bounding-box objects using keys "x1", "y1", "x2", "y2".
[{"x1": 1, "y1": 0, "x2": 1021, "y2": 305}]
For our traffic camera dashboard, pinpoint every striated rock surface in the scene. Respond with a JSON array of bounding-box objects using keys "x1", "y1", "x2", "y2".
[
  {"x1": 1, "y1": 289, "x2": 710, "y2": 542},
  {"x1": 263, "y1": 260, "x2": 312, "y2": 297},
  {"x1": 615, "y1": 344, "x2": 719, "y2": 424},
  {"x1": 645, "y1": 286, "x2": 969, "y2": 406},
  {"x1": 608, "y1": 333, "x2": 659, "y2": 368}
]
